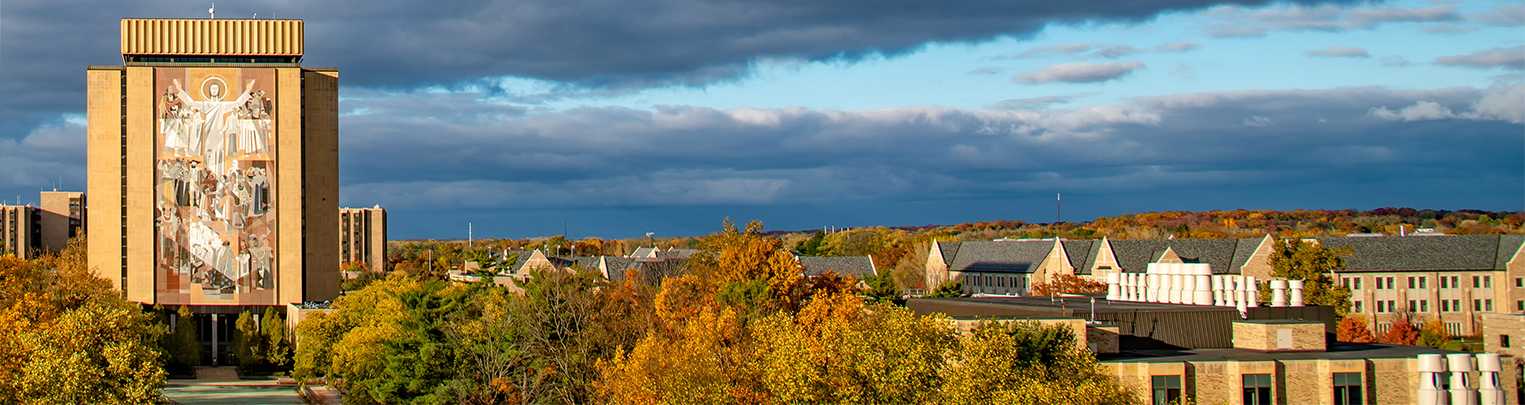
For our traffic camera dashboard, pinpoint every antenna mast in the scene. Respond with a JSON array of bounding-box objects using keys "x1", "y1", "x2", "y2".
[{"x1": 1055, "y1": 193, "x2": 1062, "y2": 224}]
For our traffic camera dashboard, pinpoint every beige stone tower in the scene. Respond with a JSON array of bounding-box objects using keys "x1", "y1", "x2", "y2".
[
  {"x1": 87, "y1": 18, "x2": 339, "y2": 307},
  {"x1": 339, "y1": 206, "x2": 388, "y2": 274}
]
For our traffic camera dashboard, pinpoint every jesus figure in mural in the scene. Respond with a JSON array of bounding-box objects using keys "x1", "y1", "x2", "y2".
[{"x1": 170, "y1": 78, "x2": 255, "y2": 174}]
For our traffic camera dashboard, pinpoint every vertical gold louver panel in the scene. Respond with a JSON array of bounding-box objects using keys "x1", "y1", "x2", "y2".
[{"x1": 119, "y1": 19, "x2": 303, "y2": 57}]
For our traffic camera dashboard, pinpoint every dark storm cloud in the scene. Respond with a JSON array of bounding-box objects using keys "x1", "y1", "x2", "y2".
[
  {"x1": 0, "y1": 0, "x2": 1356, "y2": 132},
  {"x1": 333, "y1": 85, "x2": 1524, "y2": 222},
  {"x1": 1205, "y1": 3, "x2": 1459, "y2": 37}
]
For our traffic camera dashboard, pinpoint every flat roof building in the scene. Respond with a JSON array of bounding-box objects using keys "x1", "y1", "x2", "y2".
[
  {"x1": 339, "y1": 206, "x2": 387, "y2": 274},
  {"x1": 38, "y1": 190, "x2": 86, "y2": 252},
  {"x1": 0, "y1": 205, "x2": 39, "y2": 259}
]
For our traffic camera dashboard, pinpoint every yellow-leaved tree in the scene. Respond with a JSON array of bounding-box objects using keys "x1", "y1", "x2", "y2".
[
  {"x1": 0, "y1": 239, "x2": 167, "y2": 404},
  {"x1": 940, "y1": 321, "x2": 1132, "y2": 404}
]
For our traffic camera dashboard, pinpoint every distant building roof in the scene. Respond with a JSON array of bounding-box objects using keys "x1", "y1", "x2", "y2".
[
  {"x1": 1108, "y1": 238, "x2": 1257, "y2": 275},
  {"x1": 1317, "y1": 234, "x2": 1524, "y2": 272},
  {"x1": 629, "y1": 247, "x2": 659, "y2": 259},
  {"x1": 797, "y1": 255, "x2": 876, "y2": 278},
  {"x1": 1102, "y1": 343, "x2": 1451, "y2": 363},
  {"x1": 659, "y1": 247, "x2": 699, "y2": 259},
  {"x1": 944, "y1": 240, "x2": 1053, "y2": 273}
]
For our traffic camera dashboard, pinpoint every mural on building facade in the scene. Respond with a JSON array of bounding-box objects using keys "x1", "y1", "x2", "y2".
[{"x1": 155, "y1": 67, "x2": 277, "y2": 304}]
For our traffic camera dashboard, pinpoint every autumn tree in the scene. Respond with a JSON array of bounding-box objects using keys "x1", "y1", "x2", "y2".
[
  {"x1": 0, "y1": 239, "x2": 167, "y2": 403},
  {"x1": 939, "y1": 321, "x2": 1131, "y2": 404},
  {"x1": 891, "y1": 240, "x2": 930, "y2": 291},
  {"x1": 1380, "y1": 316, "x2": 1421, "y2": 345},
  {"x1": 1336, "y1": 314, "x2": 1376, "y2": 343},
  {"x1": 1267, "y1": 239, "x2": 1353, "y2": 316},
  {"x1": 748, "y1": 293, "x2": 955, "y2": 403},
  {"x1": 1419, "y1": 319, "x2": 1451, "y2": 348},
  {"x1": 1030, "y1": 274, "x2": 1108, "y2": 297}
]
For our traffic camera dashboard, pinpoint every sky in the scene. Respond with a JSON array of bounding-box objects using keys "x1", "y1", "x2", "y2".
[{"x1": 0, "y1": 0, "x2": 1521, "y2": 239}]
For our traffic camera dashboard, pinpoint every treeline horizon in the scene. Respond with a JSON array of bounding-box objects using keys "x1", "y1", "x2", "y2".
[{"x1": 390, "y1": 207, "x2": 1524, "y2": 243}]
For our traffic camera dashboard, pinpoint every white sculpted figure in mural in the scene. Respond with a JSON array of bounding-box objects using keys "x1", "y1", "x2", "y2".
[{"x1": 170, "y1": 78, "x2": 255, "y2": 174}]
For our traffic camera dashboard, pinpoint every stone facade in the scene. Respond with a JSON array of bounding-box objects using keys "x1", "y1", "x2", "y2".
[
  {"x1": 1481, "y1": 312, "x2": 1525, "y2": 359},
  {"x1": 37, "y1": 191, "x2": 85, "y2": 252},
  {"x1": 0, "y1": 205, "x2": 37, "y2": 259},
  {"x1": 339, "y1": 206, "x2": 387, "y2": 274},
  {"x1": 1232, "y1": 320, "x2": 1327, "y2": 352}
]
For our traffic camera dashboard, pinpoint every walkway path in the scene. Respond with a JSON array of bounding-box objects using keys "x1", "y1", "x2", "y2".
[{"x1": 163, "y1": 367, "x2": 305, "y2": 405}]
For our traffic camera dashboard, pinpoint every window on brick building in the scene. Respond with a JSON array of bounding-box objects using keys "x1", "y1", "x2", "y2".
[
  {"x1": 1242, "y1": 374, "x2": 1272, "y2": 405},
  {"x1": 1151, "y1": 375, "x2": 1182, "y2": 405},
  {"x1": 1333, "y1": 372, "x2": 1363, "y2": 405},
  {"x1": 1502, "y1": 335, "x2": 1511, "y2": 348}
]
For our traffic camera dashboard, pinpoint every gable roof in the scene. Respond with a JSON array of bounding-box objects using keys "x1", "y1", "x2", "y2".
[
  {"x1": 797, "y1": 255, "x2": 876, "y2": 278},
  {"x1": 1061, "y1": 240, "x2": 1097, "y2": 274},
  {"x1": 1108, "y1": 239, "x2": 1245, "y2": 275},
  {"x1": 601, "y1": 256, "x2": 638, "y2": 282},
  {"x1": 1317, "y1": 235, "x2": 1520, "y2": 272},
  {"x1": 946, "y1": 240, "x2": 1054, "y2": 273},
  {"x1": 936, "y1": 241, "x2": 961, "y2": 267},
  {"x1": 1230, "y1": 236, "x2": 1268, "y2": 270},
  {"x1": 1496, "y1": 235, "x2": 1525, "y2": 269},
  {"x1": 629, "y1": 247, "x2": 658, "y2": 259}
]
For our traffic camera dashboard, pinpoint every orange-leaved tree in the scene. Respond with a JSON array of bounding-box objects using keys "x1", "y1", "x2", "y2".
[
  {"x1": 1379, "y1": 316, "x2": 1420, "y2": 345},
  {"x1": 1336, "y1": 314, "x2": 1375, "y2": 343},
  {"x1": 1030, "y1": 274, "x2": 1107, "y2": 297}
]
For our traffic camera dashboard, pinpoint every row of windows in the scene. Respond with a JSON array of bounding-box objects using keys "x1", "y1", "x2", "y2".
[
  {"x1": 1356, "y1": 298, "x2": 1492, "y2": 314},
  {"x1": 1341, "y1": 275, "x2": 1499, "y2": 290},
  {"x1": 965, "y1": 273, "x2": 1029, "y2": 291},
  {"x1": 1150, "y1": 372, "x2": 1362, "y2": 405}
]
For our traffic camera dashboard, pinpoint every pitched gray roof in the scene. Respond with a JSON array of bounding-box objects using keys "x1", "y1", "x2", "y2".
[
  {"x1": 797, "y1": 255, "x2": 876, "y2": 278},
  {"x1": 937, "y1": 241, "x2": 961, "y2": 267},
  {"x1": 946, "y1": 240, "x2": 1054, "y2": 273},
  {"x1": 602, "y1": 257, "x2": 638, "y2": 282},
  {"x1": 1108, "y1": 239, "x2": 1245, "y2": 275},
  {"x1": 1318, "y1": 235, "x2": 1520, "y2": 272},
  {"x1": 659, "y1": 248, "x2": 699, "y2": 259},
  {"x1": 568, "y1": 256, "x2": 601, "y2": 271},
  {"x1": 1230, "y1": 237, "x2": 1267, "y2": 270},
  {"x1": 1061, "y1": 240, "x2": 1096, "y2": 274},
  {"x1": 629, "y1": 247, "x2": 658, "y2": 258},
  {"x1": 1496, "y1": 235, "x2": 1524, "y2": 270}
]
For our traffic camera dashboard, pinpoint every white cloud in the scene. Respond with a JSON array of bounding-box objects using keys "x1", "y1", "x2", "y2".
[
  {"x1": 1306, "y1": 46, "x2": 1370, "y2": 58},
  {"x1": 1436, "y1": 46, "x2": 1525, "y2": 70},
  {"x1": 1017, "y1": 61, "x2": 1145, "y2": 84}
]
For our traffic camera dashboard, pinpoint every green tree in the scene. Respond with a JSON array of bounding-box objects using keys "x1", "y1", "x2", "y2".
[
  {"x1": 262, "y1": 307, "x2": 291, "y2": 368},
  {"x1": 234, "y1": 310, "x2": 263, "y2": 373},
  {"x1": 793, "y1": 231, "x2": 826, "y2": 256},
  {"x1": 927, "y1": 281, "x2": 966, "y2": 298},
  {"x1": 170, "y1": 305, "x2": 202, "y2": 372},
  {"x1": 1268, "y1": 239, "x2": 1353, "y2": 317}
]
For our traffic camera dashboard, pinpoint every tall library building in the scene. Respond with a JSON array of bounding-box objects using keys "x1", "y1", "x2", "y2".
[{"x1": 85, "y1": 18, "x2": 350, "y2": 364}]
